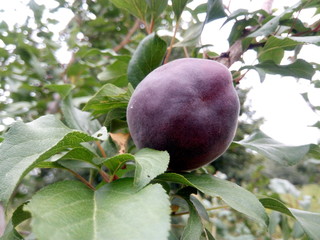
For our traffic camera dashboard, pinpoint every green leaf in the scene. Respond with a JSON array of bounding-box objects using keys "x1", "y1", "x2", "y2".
[
  {"x1": 308, "y1": 144, "x2": 320, "y2": 160},
  {"x1": 45, "y1": 84, "x2": 74, "y2": 99},
  {"x1": 174, "y1": 22, "x2": 204, "y2": 47},
  {"x1": 156, "y1": 173, "x2": 269, "y2": 226},
  {"x1": 258, "y1": 36, "x2": 301, "y2": 64},
  {"x1": 0, "y1": 115, "x2": 96, "y2": 207},
  {"x1": 127, "y1": 33, "x2": 167, "y2": 88},
  {"x1": 25, "y1": 179, "x2": 171, "y2": 240},
  {"x1": 260, "y1": 197, "x2": 320, "y2": 240},
  {"x1": 134, "y1": 148, "x2": 170, "y2": 189},
  {"x1": 181, "y1": 199, "x2": 203, "y2": 240},
  {"x1": 101, "y1": 153, "x2": 135, "y2": 175},
  {"x1": 254, "y1": 59, "x2": 315, "y2": 80},
  {"x1": 83, "y1": 83, "x2": 133, "y2": 117},
  {"x1": 97, "y1": 59, "x2": 129, "y2": 87},
  {"x1": 109, "y1": 0, "x2": 148, "y2": 20},
  {"x1": 206, "y1": 0, "x2": 227, "y2": 23},
  {"x1": 102, "y1": 148, "x2": 169, "y2": 189},
  {"x1": 260, "y1": 197, "x2": 294, "y2": 218},
  {"x1": 235, "y1": 130, "x2": 310, "y2": 165},
  {"x1": 146, "y1": 0, "x2": 168, "y2": 19},
  {"x1": 61, "y1": 96, "x2": 101, "y2": 133},
  {"x1": 172, "y1": 0, "x2": 189, "y2": 20},
  {"x1": 287, "y1": 36, "x2": 320, "y2": 44}
]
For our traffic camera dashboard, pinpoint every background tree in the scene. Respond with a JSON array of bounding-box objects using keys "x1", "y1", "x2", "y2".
[{"x1": 0, "y1": 0, "x2": 320, "y2": 239}]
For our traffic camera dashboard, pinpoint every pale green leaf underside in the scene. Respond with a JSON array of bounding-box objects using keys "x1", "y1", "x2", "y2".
[
  {"x1": 260, "y1": 197, "x2": 320, "y2": 239},
  {"x1": 25, "y1": 179, "x2": 171, "y2": 240},
  {"x1": 235, "y1": 130, "x2": 310, "y2": 166},
  {"x1": 0, "y1": 115, "x2": 96, "y2": 206}
]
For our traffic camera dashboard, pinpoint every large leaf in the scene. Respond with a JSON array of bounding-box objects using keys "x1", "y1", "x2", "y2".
[
  {"x1": 156, "y1": 173, "x2": 269, "y2": 226},
  {"x1": 83, "y1": 83, "x2": 133, "y2": 117},
  {"x1": 127, "y1": 33, "x2": 167, "y2": 88},
  {"x1": 109, "y1": 0, "x2": 148, "y2": 21},
  {"x1": 172, "y1": 0, "x2": 189, "y2": 20},
  {"x1": 24, "y1": 179, "x2": 171, "y2": 240},
  {"x1": 205, "y1": 0, "x2": 227, "y2": 23},
  {"x1": 235, "y1": 130, "x2": 310, "y2": 165},
  {"x1": 0, "y1": 115, "x2": 96, "y2": 206}
]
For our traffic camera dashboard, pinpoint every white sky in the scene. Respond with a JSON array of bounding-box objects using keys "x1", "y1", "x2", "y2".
[{"x1": 0, "y1": 0, "x2": 319, "y2": 145}]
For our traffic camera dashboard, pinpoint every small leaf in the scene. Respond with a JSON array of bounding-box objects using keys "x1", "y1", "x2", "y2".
[
  {"x1": 248, "y1": 15, "x2": 282, "y2": 37},
  {"x1": 45, "y1": 84, "x2": 74, "y2": 99},
  {"x1": 174, "y1": 22, "x2": 204, "y2": 47},
  {"x1": 128, "y1": 33, "x2": 167, "y2": 88},
  {"x1": 146, "y1": 0, "x2": 168, "y2": 19},
  {"x1": 260, "y1": 197, "x2": 320, "y2": 240},
  {"x1": 287, "y1": 36, "x2": 320, "y2": 44},
  {"x1": 255, "y1": 59, "x2": 315, "y2": 80},
  {"x1": 206, "y1": 0, "x2": 227, "y2": 23},
  {"x1": 0, "y1": 115, "x2": 96, "y2": 207},
  {"x1": 235, "y1": 130, "x2": 310, "y2": 165},
  {"x1": 290, "y1": 208, "x2": 320, "y2": 240},
  {"x1": 134, "y1": 148, "x2": 170, "y2": 189},
  {"x1": 109, "y1": 0, "x2": 148, "y2": 20},
  {"x1": 62, "y1": 96, "x2": 101, "y2": 133},
  {"x1": 25, "y1": 179, "x2": 171, "y2": 240},
  {"x1": 102, "y1": 153, "x2": 135, "y2": 175},
  {"x1": 260, "y1": 197, "x2": 294, "y2": 218},
  {"x1": 181, "y1": 199, "x2": 203, "y2": 240},
  {"x1": 157, "y1": 173, "x2": 269, "y2": 226},
  {"x1": 83, "y1": 83, "x2": 133, "y2": 117},
  {"x1": 172, "y1": 0, "x2": 189, "y2": 20},
  {"x1": 97, "y1": 59, "x2": 129, "y2": 87}
]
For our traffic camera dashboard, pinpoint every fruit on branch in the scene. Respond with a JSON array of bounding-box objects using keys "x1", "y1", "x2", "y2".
[{"x1": 127, "y1": 58, "x2": 240, "y2": 171}]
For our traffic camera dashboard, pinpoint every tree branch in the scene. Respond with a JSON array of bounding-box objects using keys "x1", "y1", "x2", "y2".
[
  {"x1": 213, "y1": 0, "x2": 274, "y2": 68},
  {"x1": 113, "y1": 19, "x2": 140, "y2": 52}
]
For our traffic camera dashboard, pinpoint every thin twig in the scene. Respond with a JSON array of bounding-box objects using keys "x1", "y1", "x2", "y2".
[
  {"x1": 113, "y1": 19, "x2": 140, "y2": 52},
  {"x1": 171, "y1": 205, "x2": 229, "y2": 216},
  {"x1": 66, "y1": 168, "x2": 96, "y2": 190},
  {"x1": 99, "y1": 169, "x2": 111, "y2": 183},
  {"x1": 164, "y1": 20, "x2": 180, "y2": 64},
  {"x1": 183, "y1": 46, "x2": 189, "y2": 58},
  {"x1": 96, "y1": 141, "x2": 107, "y2": 158}
]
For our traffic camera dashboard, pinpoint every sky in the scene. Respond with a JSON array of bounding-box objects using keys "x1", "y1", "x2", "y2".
[{"x1": 0, "y1": 0, "x2": 319, "y2": 146}]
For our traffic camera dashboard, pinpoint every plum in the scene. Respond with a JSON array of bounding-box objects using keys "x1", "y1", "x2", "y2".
[{"x1": 127, "y1": 58, "x2": 240, "y2": 171}]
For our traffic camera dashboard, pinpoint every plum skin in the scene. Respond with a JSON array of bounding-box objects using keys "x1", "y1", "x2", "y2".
[{"x1": 127, "y1": 58, "x2": 240, "y2": 171}]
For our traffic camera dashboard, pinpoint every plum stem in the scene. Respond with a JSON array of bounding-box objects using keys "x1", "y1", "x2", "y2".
[{"x1": 164, "y1": 20, "x2": 180, "y2": 64}]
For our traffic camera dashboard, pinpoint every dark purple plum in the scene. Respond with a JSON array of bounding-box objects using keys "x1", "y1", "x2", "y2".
[{"x1": 127, "y1": 58, "x2": 240, "y2": 171}]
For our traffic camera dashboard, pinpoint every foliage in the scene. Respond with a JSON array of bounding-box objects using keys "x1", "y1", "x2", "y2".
[{"x1": 0, "y1": 0, "x2": 320, "y2": 239}]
